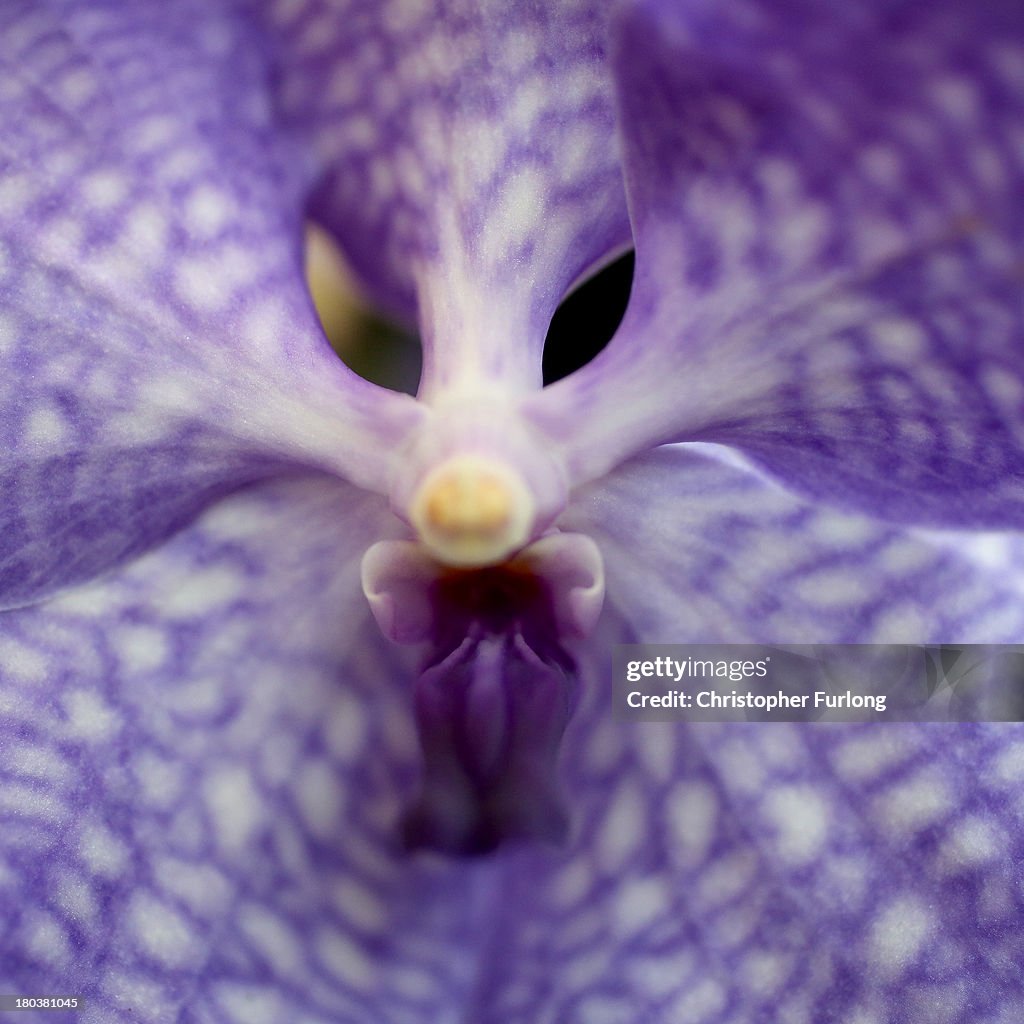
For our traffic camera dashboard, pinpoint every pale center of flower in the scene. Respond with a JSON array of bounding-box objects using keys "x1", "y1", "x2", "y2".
[{"x1": 409, "y1": 455, "x2": 534, "y2": 568}]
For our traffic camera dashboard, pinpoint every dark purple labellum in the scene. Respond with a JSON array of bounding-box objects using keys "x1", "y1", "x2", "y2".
[
  {"x1": 361, "y1": 534, "x2": 604, "y2": 855},
  {"x1": 403, "y1": 631, "x2": 578, "y2": 855}
]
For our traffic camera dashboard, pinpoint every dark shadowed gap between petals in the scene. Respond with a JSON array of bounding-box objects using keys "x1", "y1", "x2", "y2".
[
  {"x1": 304, "y1": 220, "x2": 634, "y2": 395},
  {"x1": 303, "y1": 221, "x2": 423, "y2": 395},
  {"x1": 542, "y1": 249, "x2": 635, "y2": 386}
]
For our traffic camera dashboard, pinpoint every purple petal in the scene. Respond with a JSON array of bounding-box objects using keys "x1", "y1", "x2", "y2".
[
  {"x1": 562, "y1": 445, "x2": 1024, "y2": 642},
  {"x1": 0, "y1": 0, "x2": 422, "y2": 605},
  {"x1": 527, "y1": 0, "x2": 1024, "y2": 527},
  {"x1": 480, "y1": 687, "x2": 1024, "y2": 1019},
  {"x1": 255, "y1": 0, "x2": 631, "y2": 394},
  {"x1": 470, "y1": 449, "x2": 1024, "y2": 1016},
  {"x1": 0, "y1": 477, "x2": 491, "y2": 1022}
]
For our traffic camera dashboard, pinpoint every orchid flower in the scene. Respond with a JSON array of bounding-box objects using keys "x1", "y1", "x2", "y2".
[{"x1": 3, "y1": 0, "x2": 1024, "y2": 1020}]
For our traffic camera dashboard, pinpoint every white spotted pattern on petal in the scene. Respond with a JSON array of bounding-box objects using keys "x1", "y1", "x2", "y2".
[
  {"x1": 533, "y1": 0, "x2": 1024, "y2": 532},
  {"x1": 0, "y1": 479, "x2": 494, "y2": 1023},
  {"x1": 0, "y1": 0, "x2": 423, "y2": 608},
  {"x1": 477, "y1": 676, "x2": 1024, "y2": 1022},
  {"x1": 565, "y1": 447, "x2": 1024, "y2": 644},
  {"x1": 257, "y1": 0, "x2": 630, "y2": 392}
]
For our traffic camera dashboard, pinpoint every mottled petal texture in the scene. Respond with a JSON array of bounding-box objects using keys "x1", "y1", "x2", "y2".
[
  {"x1": 5, "y1": 455, "x2": 1023, "y2": 1023},
  {"x1": 253, "y1": 0, "x2": 631, "y2": 394},
  {"x1": 531, "y1": 0, "x2": 1024, "y2": 527},
  {"x1": 0, "y1": 0, "x2": 422, "y2": 606},
  {"x1": 0, "y1": 478, "x2": 496, "y2": 1023},
  {"x1": 480, "y1": 701, "x2": 1024, "y2": 1021},
  {"x1": 480, "y1": 446, "x2": 1024, "y2": 1019},
  {"x1": 4, "y1": 2, "x2": 1023, "y2": 1022},
  {"x1": 563, "y1": 445, "x2": 1024, "y2": 643}
]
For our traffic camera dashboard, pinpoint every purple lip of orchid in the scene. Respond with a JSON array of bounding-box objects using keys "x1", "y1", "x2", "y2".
[
  {"x1": 4, "y1": 0, "x2": 1024, "y2": 1021},
  {"x1": 363, "y1": 531, "x2": 604, "y2": 852},
  {"x1": 362, "y1": 394, "x2": 603, "y2": 851}
]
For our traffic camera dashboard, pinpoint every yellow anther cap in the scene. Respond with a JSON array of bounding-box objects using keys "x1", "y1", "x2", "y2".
[{"x1": 410, "y1": 454, "x2": 534, "y2": 567}]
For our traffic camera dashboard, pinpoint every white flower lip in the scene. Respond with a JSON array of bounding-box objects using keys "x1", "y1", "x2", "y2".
[{"x1": 409, "y1": 454, "x2": 534, "y2": 568}]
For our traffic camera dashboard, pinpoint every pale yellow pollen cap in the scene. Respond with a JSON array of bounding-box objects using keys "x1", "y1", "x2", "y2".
[{"x1": 409, "y1": 455, "x2": 534, "y2": 567}]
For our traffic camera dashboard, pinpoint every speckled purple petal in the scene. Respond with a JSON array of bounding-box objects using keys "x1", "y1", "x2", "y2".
[
  {"x1": 459, "y1": 447, "x2": 1024, "y2": 1021},
  {"x1": 563, "y1": 444, "x2": 1024, "y2": 643},
  {"x1": 0, "y1": 477, "x2": 496, "y2": 1024},
  {"x1": 0, "y1": 0, "x2": 422, "y2": 606},
  {"x1": 528, "y1": 0, "x2": 1024, "y2": 528},
  {"x1": 4, "y1": 476, "x2": 1021, "y2": 1022},
  {"x1": 480, "y1": 704, "x2": 1024, "y2": 1020},
  {"x1": 252, "y1": 0, "x2": 631, "y2": 395}
]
